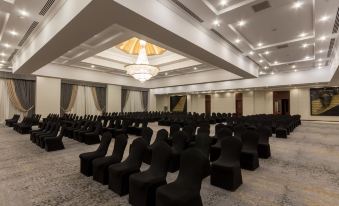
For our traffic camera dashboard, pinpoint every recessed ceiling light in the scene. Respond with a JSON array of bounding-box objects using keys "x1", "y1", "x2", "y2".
[
  {"x1": 294, "y1": 69, "x2": 297, "y2": 72},
  {"x1": 237, "y1": 20, "x2": 246, "y2": 27},
  {"x1": 0, "y1": 52, "x2": 6, "y2": 57},
  {"x1": 165, "y1": 72, "x2": 168, "y2": 76},
  {"x1": 318, "y1": 58, "x2": 323, "y2": 62},
  {"x1": 9, "y1": 30, "x2": 18, "y2": 36},
  {"x1": 259, "y1": 59, "x2": 263, "y2": 63},
  {"x1": 274, "y1": 61, "x2": 278, "y2": 64},
  {"x1": 304, "y1": 56, "x2": 310, "y2": 59},
  {"x1": 319, "y1": 15, "x2": 330, "y2": 22},
  {"x1": 292, "y1": 1, "x2": 304, "y2": 9},
  {"x1": 257, "y1": 42, "x2": 263, "y2": 47},
  {"x1": 318, "y1": 35, "x2": 326, "y2": 41},
  {"x1": 264, "y1": 51, "x2": 270, "y2": 55},
  {"x1": 3, "y1": 43, "x2": 10, "y2": 48},
  {"x1": 18, "y1": 9, "x2": 29, "y2": 18},
  {"x1": 91, "y1": 65, "x2": 95, "y2": 68},
  {"x1": 302, "y1": 43, "x2": 308, "y2": 48},
  {"x1": 194, "y1": 67, "x2": 197, "y2": 70},
  {"x1": 219, "y1": 0, "x2": 227, "y2": 6},
  {"x1": 299, "y1": 32, "x2": 307, "y2": 37},
  {"x1": 0, "y1": 60, "x2": 6, "y2": 63},
  {"x1": 235, "y1": 39, "x2": 241, "y2": 43},
  {"x1": 248, "y1": 51, "x2": 254, "y2": 55},
  {"x1": 292, "y1": 65, "x2": 296, "y2": 69},
  {"x1": 271, "y1": 71, "x2": 275, "y2": 75},
  {"x1": 264, "y1": 66, "x2": 268, "y2": 69},
  {"x1": 213, "y1": 19, "x2": 221, "y2": 27}
]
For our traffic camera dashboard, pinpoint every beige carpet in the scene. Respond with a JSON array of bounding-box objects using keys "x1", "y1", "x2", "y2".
[{"x1": 0, "y1": 122, "x2": 339, "y2": 206}]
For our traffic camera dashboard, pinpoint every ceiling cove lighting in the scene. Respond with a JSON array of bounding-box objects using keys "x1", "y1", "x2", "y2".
[
  {"x1": 125, "y1": 40, "x2": 159, "y2": 83},
  {"x1": 292, "y1": 1, "x2": 304, "y2": 9},
  {"x1": 299, "y1": 32, "x2": 307, "y2": 37}
]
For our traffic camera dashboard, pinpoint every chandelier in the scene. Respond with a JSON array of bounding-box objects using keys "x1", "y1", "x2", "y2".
[{"x1": 125, "y1": 40, "x2": 159, "y2": 83}]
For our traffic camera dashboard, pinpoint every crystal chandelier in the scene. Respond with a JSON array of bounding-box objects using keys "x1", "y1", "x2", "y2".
[{"x1": 125, "y1": 40, "x2": 159, "y2": 83}]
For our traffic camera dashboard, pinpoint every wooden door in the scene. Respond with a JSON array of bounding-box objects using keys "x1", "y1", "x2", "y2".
[
  {"x1": 235, "y1": 93, "x2": 243, "y2": 116},
  {"x1": 205, "y1": 95, "x2": 211, "y2": 115}
]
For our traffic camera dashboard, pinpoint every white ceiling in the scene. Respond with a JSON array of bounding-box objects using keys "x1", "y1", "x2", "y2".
[{"x1": 163, "y1": 0, "x2": 338, "y2": 75}]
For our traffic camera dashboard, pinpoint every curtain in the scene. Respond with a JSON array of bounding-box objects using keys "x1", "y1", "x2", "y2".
[
  {"x1": 121, "y1": 89, "x2": 130, "y2": 112},
  {"x1": 0, "y1": 79, "x2": 22, "y2": 124},
  {"x1": 142, "y1": 91, "x2": 148, "y2": 111},
  {"x1": 6, "y1": 79, "x2": 35, "y2": 116},
  {"x1": 123, "y1": 91, "x2": 144, "y2": 112},
  {"x1": 70, "y1": 85, "x2": 101, "y2": 115},
  {"x1": 91, "y1": 87, "x2": 106, "y2": 112},
  {"x1": 60, "y1": 83, "x2": 78, "y2": 115}
]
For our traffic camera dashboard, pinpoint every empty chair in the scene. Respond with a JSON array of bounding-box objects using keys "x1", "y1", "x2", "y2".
[
  {"x1": 143, "y1": 129, "x2": 169, "y2": 165},
  {"x1": 210, "y1": 128, "x2": 233, "y2": 161},
  {"x1": 257, "y1": 126, "x2": 271, "y2": 159},
  {"x1": 276, "y1": 126, "x2": 288, "y2": 138},
  {"x1": 169, "y1": 124, "x2": 181, "y2": 139},
  {"x1": 210, "y1": 137, "x2": 243, "y2": 191},
  {"x1": 234, "y1": 124, "x2": 247, "y2": 138},
  {"x1": 108, "y1": 138, "x2": 147, "y2": 196},
  {"x1": 129, "y1": 142, "x2": 172, "y2": 206},
  {"x1": 79, "y1": 132, "x2": 112, "y2": 176},
  {"x1": 5, "y1": 114, "x2": 20, "y2": 127},
  {"x1": 92, "y1": 134, "x2": 128, "y2": 184},
  {"x1": 82, "y1": 121, "x2": 102, "y2": 145},
  {"x1": 194, "y1": 133, "x2": 211, "y2": 177},
  {"x1": 182, "y1": 125, "x2": 195, "y2": 143},
  {"x1": 44, "y1": 127, "x2": 65, "y2": 152},
  {"x1": 141, "y1": 127, "x2": 153, "y2": 145},
  {"x1": 168, "y1": 131, "x2": 187, "y2": 173},
  {"x1": 156, "y1": 148, "x2": 209, "y2": 206},
  {"x1": 240, "y1": 131, "x2": 260, "y2": 170}
]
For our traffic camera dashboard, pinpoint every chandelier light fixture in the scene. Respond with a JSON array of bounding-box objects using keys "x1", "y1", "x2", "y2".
[{"x1": 125, "y1": 40, "x2": 159, "y2": 83}]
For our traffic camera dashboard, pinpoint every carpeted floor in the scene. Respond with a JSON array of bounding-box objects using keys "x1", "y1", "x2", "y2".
[{"x1": 0, "y1": 122, "x2": 339, "y2": 206}]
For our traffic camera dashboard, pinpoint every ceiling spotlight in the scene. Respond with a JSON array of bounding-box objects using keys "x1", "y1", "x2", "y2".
[
  {"x1": 302, "y1": 43, "x2": 309, "y2": 48},
  {"x1": 194, "y1": 67, "x2": 197, "y2": 70},
  {"x1": 318, "y1": 58, "x2": 323, "y2": 62},
  {"x1": 292, "y1": 1, "x2": 304, "y2": 9},
  {"x1": 18, "y1": 9, "x2": 29, "y2": 18},
  {"x1": 264, "y1": 51, "x2": 270, "y2": 55},
  {"x1": 271, "y1": 71, "x2": 275, "y2": 75},
  {"x1": 165, "y1": 72, "x2": 168, "y2": 76},
  {"x1": 235, "y1": 39, "x2": 241, "y2": 43},
  {"x1": 0, "y1": 52, "x2": 6, "y2": 57},
  {"x1": 319, "y1": 15, "x2": 330, "y2": 22},
  {"x1": 264, "y1": 66, "x2": 268, "y2": 69},
  {"x1": 257, "y1": 42, "x2": 263, "y2": 47},
  {"x1": 213, "y1": 19, "x2": 221, "y2": 27},
  {"x1": 219, "y1": 0, "x2": 227, "y2": 6},
  {"x1": 299, "y1": 32, "x2": 307, "y2": 37},
  {"x1": 294, "y1": 69, "x2": 297, "y2": 72},
  {"x1": 9, "y1": 30, "x2": 18, "y2": 36},
  {"x1": 292, "y1": 65, "x2": 296, "y2": 69},
  {"x1": 0, "y1": 60, "x2": 6, "y2": 64},
  {"x1": 318, "y1": 49, "x2": 324, "y2": 53},
  {"x1": 3, "y1": 43, "x2": 10, "y2": 48},
  {"x1": 318, "y1": 35, "x2": 326, "y2": 41},
  {"x1": 91, "y1": 65, "x2": 95, "y2": 68},
  {"x1": 237, "y1": 20, "x2": 246, "y2": 27},
  {"x1": 248, "y1": 51, "x2": 254, "y2": 55},
  {"x1": 259, "y1": 59, "x2": 264, "y2": 63},
  {"x1": 274, "y1": 61, "x2": 278, "y2": 64},
  {"x1": 304, "y1": 56, "x2": 310, "y2": 59}
]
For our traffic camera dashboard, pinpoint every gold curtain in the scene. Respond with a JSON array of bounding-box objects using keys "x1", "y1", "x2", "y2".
[
  {"x1": 62, "y1": 85, "x2": 78, "y2": 113},
  {"x1": 91, "y1": 87, "x2": 104, "y2": 112},
  {"x1": 6, "y1": 79, "x2": 33, "y2": 114}
]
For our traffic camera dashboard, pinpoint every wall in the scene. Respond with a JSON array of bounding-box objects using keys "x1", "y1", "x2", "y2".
[
  {"x1": 35, "y1": 76, "x2": 61, "y2": 117},
  {"x1": 156, "y1": 95, "x2": 170, "y2": 111},
  {"x1": 106, "y1": 85, "x2": 122, "y2": 112},
  {"x1": 211, "y1": 92, "x2": 235, "y2": 113},
  {"x1": 191, "y1": 94, "x2": 205, "y2": 113}
]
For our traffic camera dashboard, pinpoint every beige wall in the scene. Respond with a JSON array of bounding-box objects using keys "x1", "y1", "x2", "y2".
[
  {"x1": 35, "y1": 76, "x2": 61, "y2": 117},
  {"x1": 211, "y1": 92, "x2": 235, "y2": 113},
  {"x1": 156, "y1": 95, "x2": 170, "y2": 111},
  {"x1": 191, "y1": 94, "x2": 205, "y2": 113},
  {"x1": 106, "y1": 85, "x2": 122, "y2": 112},
  {"x1": 148, "y1": 89, "x2": 156, "y2": 111}
]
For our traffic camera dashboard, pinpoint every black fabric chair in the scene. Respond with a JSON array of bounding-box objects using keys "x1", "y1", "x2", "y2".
[
  {"x1": 194, "y1": 133, "x2": 211, "y2": 178},
  {"x1": 108, "y1": 138, "x2": 147, "y2": 196},
  {"x1": 92, "y1": 134, "x2": 128, "y2": 184},
  {"x1": 276, "y1": 127, "x2": 287, "y2": 138},
  {"x1": 5, "y1": 114, "x2": 20, "y2": 127},
  {"x1": 83, "y1": 121, "x2": 102, "y2": 145},
  {"x1": 141, "y1": 127, "x2": 153, "y2": 145},
  {"x1": 183, "y1": 125, "x2": 195, "y2": 143},
  {"x1": 143, "y1": 129, "x2": 169, "y2": 165},
  {"x1": 210, "y1": 137, "x2": 243, "y2": 191},
  {"x1": 169, "y1": 124, "x2": 181, "y2": 139},
  {"x1": 257, "y1": 126, "x2": 271, "y2": 159},
  {"x1": 44, "y1": 127, "x2": 65, "y2": 152},
  {"x1": 129, "y1": 142, "x2": 172, "y2": 206},
  {"x1": 240, "y1": 131, "x2": 259, "y2": 170},
  {"x1": 156, "y1": 148, "x2": 209, "y2": 206},
  {"x1": 210, "y1": 128, "x2": 232, "y2": 161},
  {"x1": 79, "y1": 132, "x2": 112, "y2": 176},
  {"x1": 168, "y1": 131, "x2": 187, "y2": 173}
]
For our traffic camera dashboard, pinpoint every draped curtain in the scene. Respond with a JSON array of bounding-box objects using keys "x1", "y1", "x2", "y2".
[
  {"x1": 91, "y1": 87, "x2": 106, "y2": 112},
  {"x1": 60, "y1": 83, "x2": 78, "y2": 115},
  {"x1": 142, "y1": 91, "x2": 148, "y2": 111},
  {"x1": 70, "y1": 85, "x2": 104, "y2": 115},
  {"x1": 121, "y1": 89, "x2": 130, "y2": 112},
  {"x1": 6, "y1": 79, "x2": 35, "y2": 116},
  {"x1": 0, "y1": 79, "x2": 22, "y2": 124},
  {"x1": 123, "y1": 90, "x2": 145, "y2": 112}
]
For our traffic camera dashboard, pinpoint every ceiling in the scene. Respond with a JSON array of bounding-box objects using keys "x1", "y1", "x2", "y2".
[
  {"x1": 0, "y1": 0, "x2": 66, "y2": 70},
  {"x1": 161, "y1": 0, "x2": 339, "y2": 75}
]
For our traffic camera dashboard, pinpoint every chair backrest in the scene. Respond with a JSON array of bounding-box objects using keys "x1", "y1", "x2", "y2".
[
  {"x1": 155, "y1": 129, "x2": 168, "y2": 143},
  {"x1": 197, "y1": 127, "x2": 210, "y2": 136},
  {"x1": 112, "y1": 134, "x2": 128, "y2": 161},
  {"x1": 172, "y1": 131, "x2": 187, "y2": 152},
  {"x1": 217, "y1": 128, "x2": 232, "y2": 139},
  {"x1": 183, "y1": 125, "x2": 194, "y2": 141},
  {"x1": 257, "y1": 126, "x2": 270, "y2": 143},
  {"x1": 218, "y1": 137, "x2": 242, "y2": 163},
  {"x1": 195, "y1": 133, "x2": 210, "y2": 158},
  {"x1": 170, "y1": 124, "x2": 181, "y2": 136},
  {"x1": 149, "y1": 141, "x2": 172, "y2": 175},
  {"x1": 125, "y1": 138, "x2": 148, "y2": 167},
  {"x1": 176, "y1": 148, "x2": 209, "y2": 190},
  {"x1": 241, "y1": 130, "x2": 259, "y2": 151},
  {"x1": 96, "y1": 132, "x2": 112, "y2": 154},
  {"x1": 142, "y1": 127, "x2": 153, "y2": 145}
]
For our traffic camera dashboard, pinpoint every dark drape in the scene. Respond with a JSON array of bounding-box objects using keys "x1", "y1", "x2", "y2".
[
  {"x1": 96, "y1": 87, "x2": 107, "y2": 112},
  {"x1": 142, "y1": 91, "x2": 148, "y2": 111},
  {"x1": 60, "y1": 83, "x2": 73, "y2": 115},
  {"x1": 121, "y1": 89, "x2": 129, "y2": 112},
  {"x1": 170, "y1": 96, "x2": 187, "y2": 112},
  {"x1": 13, "y1": 79, "x2": 35, "y2": 116}
]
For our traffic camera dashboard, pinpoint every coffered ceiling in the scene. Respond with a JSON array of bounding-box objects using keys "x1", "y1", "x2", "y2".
[{"x1": 161, "y1": 0, "x2": 339, "y2": 75}]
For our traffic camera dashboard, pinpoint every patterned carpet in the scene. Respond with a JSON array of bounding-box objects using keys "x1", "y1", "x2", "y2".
[{"x1": 0, "y1": 122, "x2": 339, "y2": 206}]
